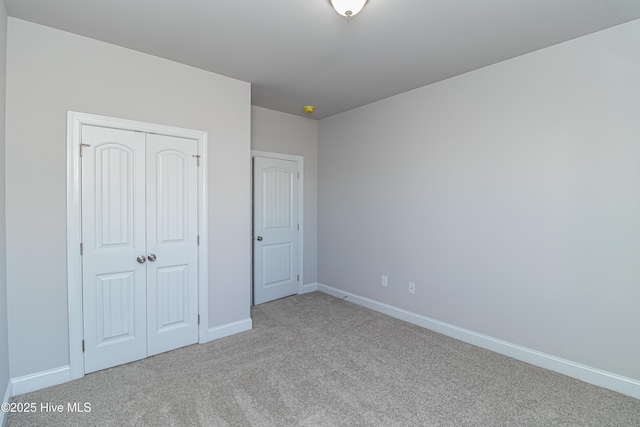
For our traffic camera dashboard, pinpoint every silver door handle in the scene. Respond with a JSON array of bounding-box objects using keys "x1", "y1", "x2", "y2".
[
  {"x1": 256, "y1": 236, "x2": 263, "y2": 241},
  {"x1": 147, "y1": 254, "x2": 157, "y2": 262},
  {"x1": 137, "y1": 255, "x2": 146, "y2": 264}
]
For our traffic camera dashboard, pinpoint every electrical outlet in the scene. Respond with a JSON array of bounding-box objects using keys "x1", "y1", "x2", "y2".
[
  {"x1": 381, "y1": 275, "x2": 388, "y2": 287},
  {"x1": 409, "y1": 282, "x2": 416, "y2": 294}
]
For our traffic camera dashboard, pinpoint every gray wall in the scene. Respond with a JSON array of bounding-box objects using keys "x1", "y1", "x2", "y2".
[
  {"x1": 318, "y1": 20, "x2": 640, "y2": 380},
  {"x1": 6, "y1": 18, "x2": 251, "y2": 378},
  {"x1": 251, "y1": 106, "x2": 318, "y2": 284},
  {"x1": 0, "y1": 0, "x2": 9, "y2": 402}
]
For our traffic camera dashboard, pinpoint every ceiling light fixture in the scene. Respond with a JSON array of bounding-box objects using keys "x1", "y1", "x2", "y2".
[{"x1": 330, "y1": 0, "x2": 368, "y2": 20}]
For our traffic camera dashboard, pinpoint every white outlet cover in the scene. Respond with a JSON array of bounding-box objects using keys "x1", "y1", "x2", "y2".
[
  {"x1": 381, "y1": 275, "x2": 388, "y2": 287},
  {"x1": 409, "y1": 282, "x2": 416, "y2": 294}
]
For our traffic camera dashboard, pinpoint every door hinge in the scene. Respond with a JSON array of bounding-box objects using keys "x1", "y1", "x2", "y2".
[
  {"x1": 82, "y1": 340, "x2": 85, "y2": 353},
  {"x1": 192, "y1": 154, "x2": 201, "y2": 166},
  {"x1": 297, "y1": 172, "x2": 300, "y2": 179},
  {"x1": 197, "y1": 235, "x2": 200, "y2": 246},
  {"x1": 297, "y1": 274, "x2": 299, "y2": 282},
  {"x1": 79, "y1": 143, "x2": 91, "y2": 157},
  {"x1": 198, "y1": 314, "x2": 200, "y2": 325},
  {"x1": 297, "y1": 224, "x2": 299, "y2": 231},
  {"x1": 80, "y1": 242, "x2": 83, "y2": 255}
]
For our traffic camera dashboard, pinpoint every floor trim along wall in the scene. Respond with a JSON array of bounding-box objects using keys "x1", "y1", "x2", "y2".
[
  {"x1": 5, "y1": 322, "x2": 252, "y2": 399},
  {"x1": 205, "y1": 318, "x2": 253, "y2": 343},
  {"x1": 1, "y1": 379, "x2": 13, "y2": 427},
  {"x1": 11, "y1": 366, "x2": 71, "y2": 397},
  {"x1": 299, "y1": 282, "x2": 318, "y2": 294},
  {"x1": 316, "y1": 284, "x2": 640, "y2": 400}
]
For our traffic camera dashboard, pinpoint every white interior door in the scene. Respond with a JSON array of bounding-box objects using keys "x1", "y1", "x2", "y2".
[
  {"x1": 146, "y1": 134, "x2": 199, "y2": 356},
  {"x1": 81, "y1": 125, "x2": 148, "y2": 373},
  {"x1": 82, "y1": 125, "x2": 199, "y2": 373},
  {"x1": 253, "y1": 157, "x2": 299, "y2": 304}
]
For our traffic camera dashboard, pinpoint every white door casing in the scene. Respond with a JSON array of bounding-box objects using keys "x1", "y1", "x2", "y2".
[
  {"x1": 146, "y1": 134, "x2": 199, "y2": 356},
  {"x1": 253, "y1": 156, "x2": 299, "y2": 304},
  {"x1": 67, "y1": 112, "x2": 208, "y2": 380}
]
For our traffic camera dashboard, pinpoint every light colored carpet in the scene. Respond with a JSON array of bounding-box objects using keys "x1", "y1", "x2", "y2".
[{"x1": 7, "y1": 292, "x2": 640, "y2": 426}]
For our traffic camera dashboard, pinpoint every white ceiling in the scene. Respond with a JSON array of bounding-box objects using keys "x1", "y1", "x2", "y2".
[{"x1": 5, "y1": 0, "x2": 640, "y2": 119}]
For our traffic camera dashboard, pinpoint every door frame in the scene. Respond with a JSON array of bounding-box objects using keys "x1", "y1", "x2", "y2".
[
  {"x1": 251, "y1": 151, "x2": 304, "y2": 304},
  {"x1": 67, "y1": 111, "x2": 209, "y2": 380}
]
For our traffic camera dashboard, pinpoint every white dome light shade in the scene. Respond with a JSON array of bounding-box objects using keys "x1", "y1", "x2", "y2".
[{"x1": 330, "y1": 0, "x2": 368, "y2": 19}]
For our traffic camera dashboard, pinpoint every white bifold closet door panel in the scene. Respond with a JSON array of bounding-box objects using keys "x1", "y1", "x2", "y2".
[
  {"x1": 81, "y1": 126, "x2": 148, "y2": 373},
  {"x1": 81, "y1": 125, "x2": 198, "y2": 374},
  {"x1": 145, "y1": 134, "x2": 198, "y2": 356}
]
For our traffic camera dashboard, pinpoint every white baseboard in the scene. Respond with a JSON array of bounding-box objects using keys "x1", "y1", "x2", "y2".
[
  {"x1": 1, "y1": 378, "x2": 12, "y2": 427},
  {"x1": 299, "y1": 282, "x2": 318, "y2": 294},
  {"x1": 11, "y1": 366, "x2": 71, "y2": 397},
  {"x1": 204, "y1": 318, "x2": 252, "y2": 342},
  {"x1": 7, "y1": 320, "x2": 252, "y2": 398},
  {"x1": 317, "y1": 283, "x2": 640, "y2": 400}
]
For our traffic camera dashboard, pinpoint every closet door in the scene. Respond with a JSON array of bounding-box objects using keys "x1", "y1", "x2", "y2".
[
  {"x1": 146, "y1": 134, "x2": 199, "y2": 356},
  {"x1": 81, "y1": 126, "x2": 199, "y2": 373},
  {"x1": 81, "y1": 125, "x2": 147, "y2": 373}
]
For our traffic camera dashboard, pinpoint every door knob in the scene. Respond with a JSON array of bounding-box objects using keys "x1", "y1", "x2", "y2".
[
  {"x1": 137, "y1": 255, "x2": 146, "y2": 264},
  {"x1": 256, "y1": 236, "x2": 263, "y2": 241},
  {"x1": 147, "y1": 254, "x2": 157, "y2": 262}
]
